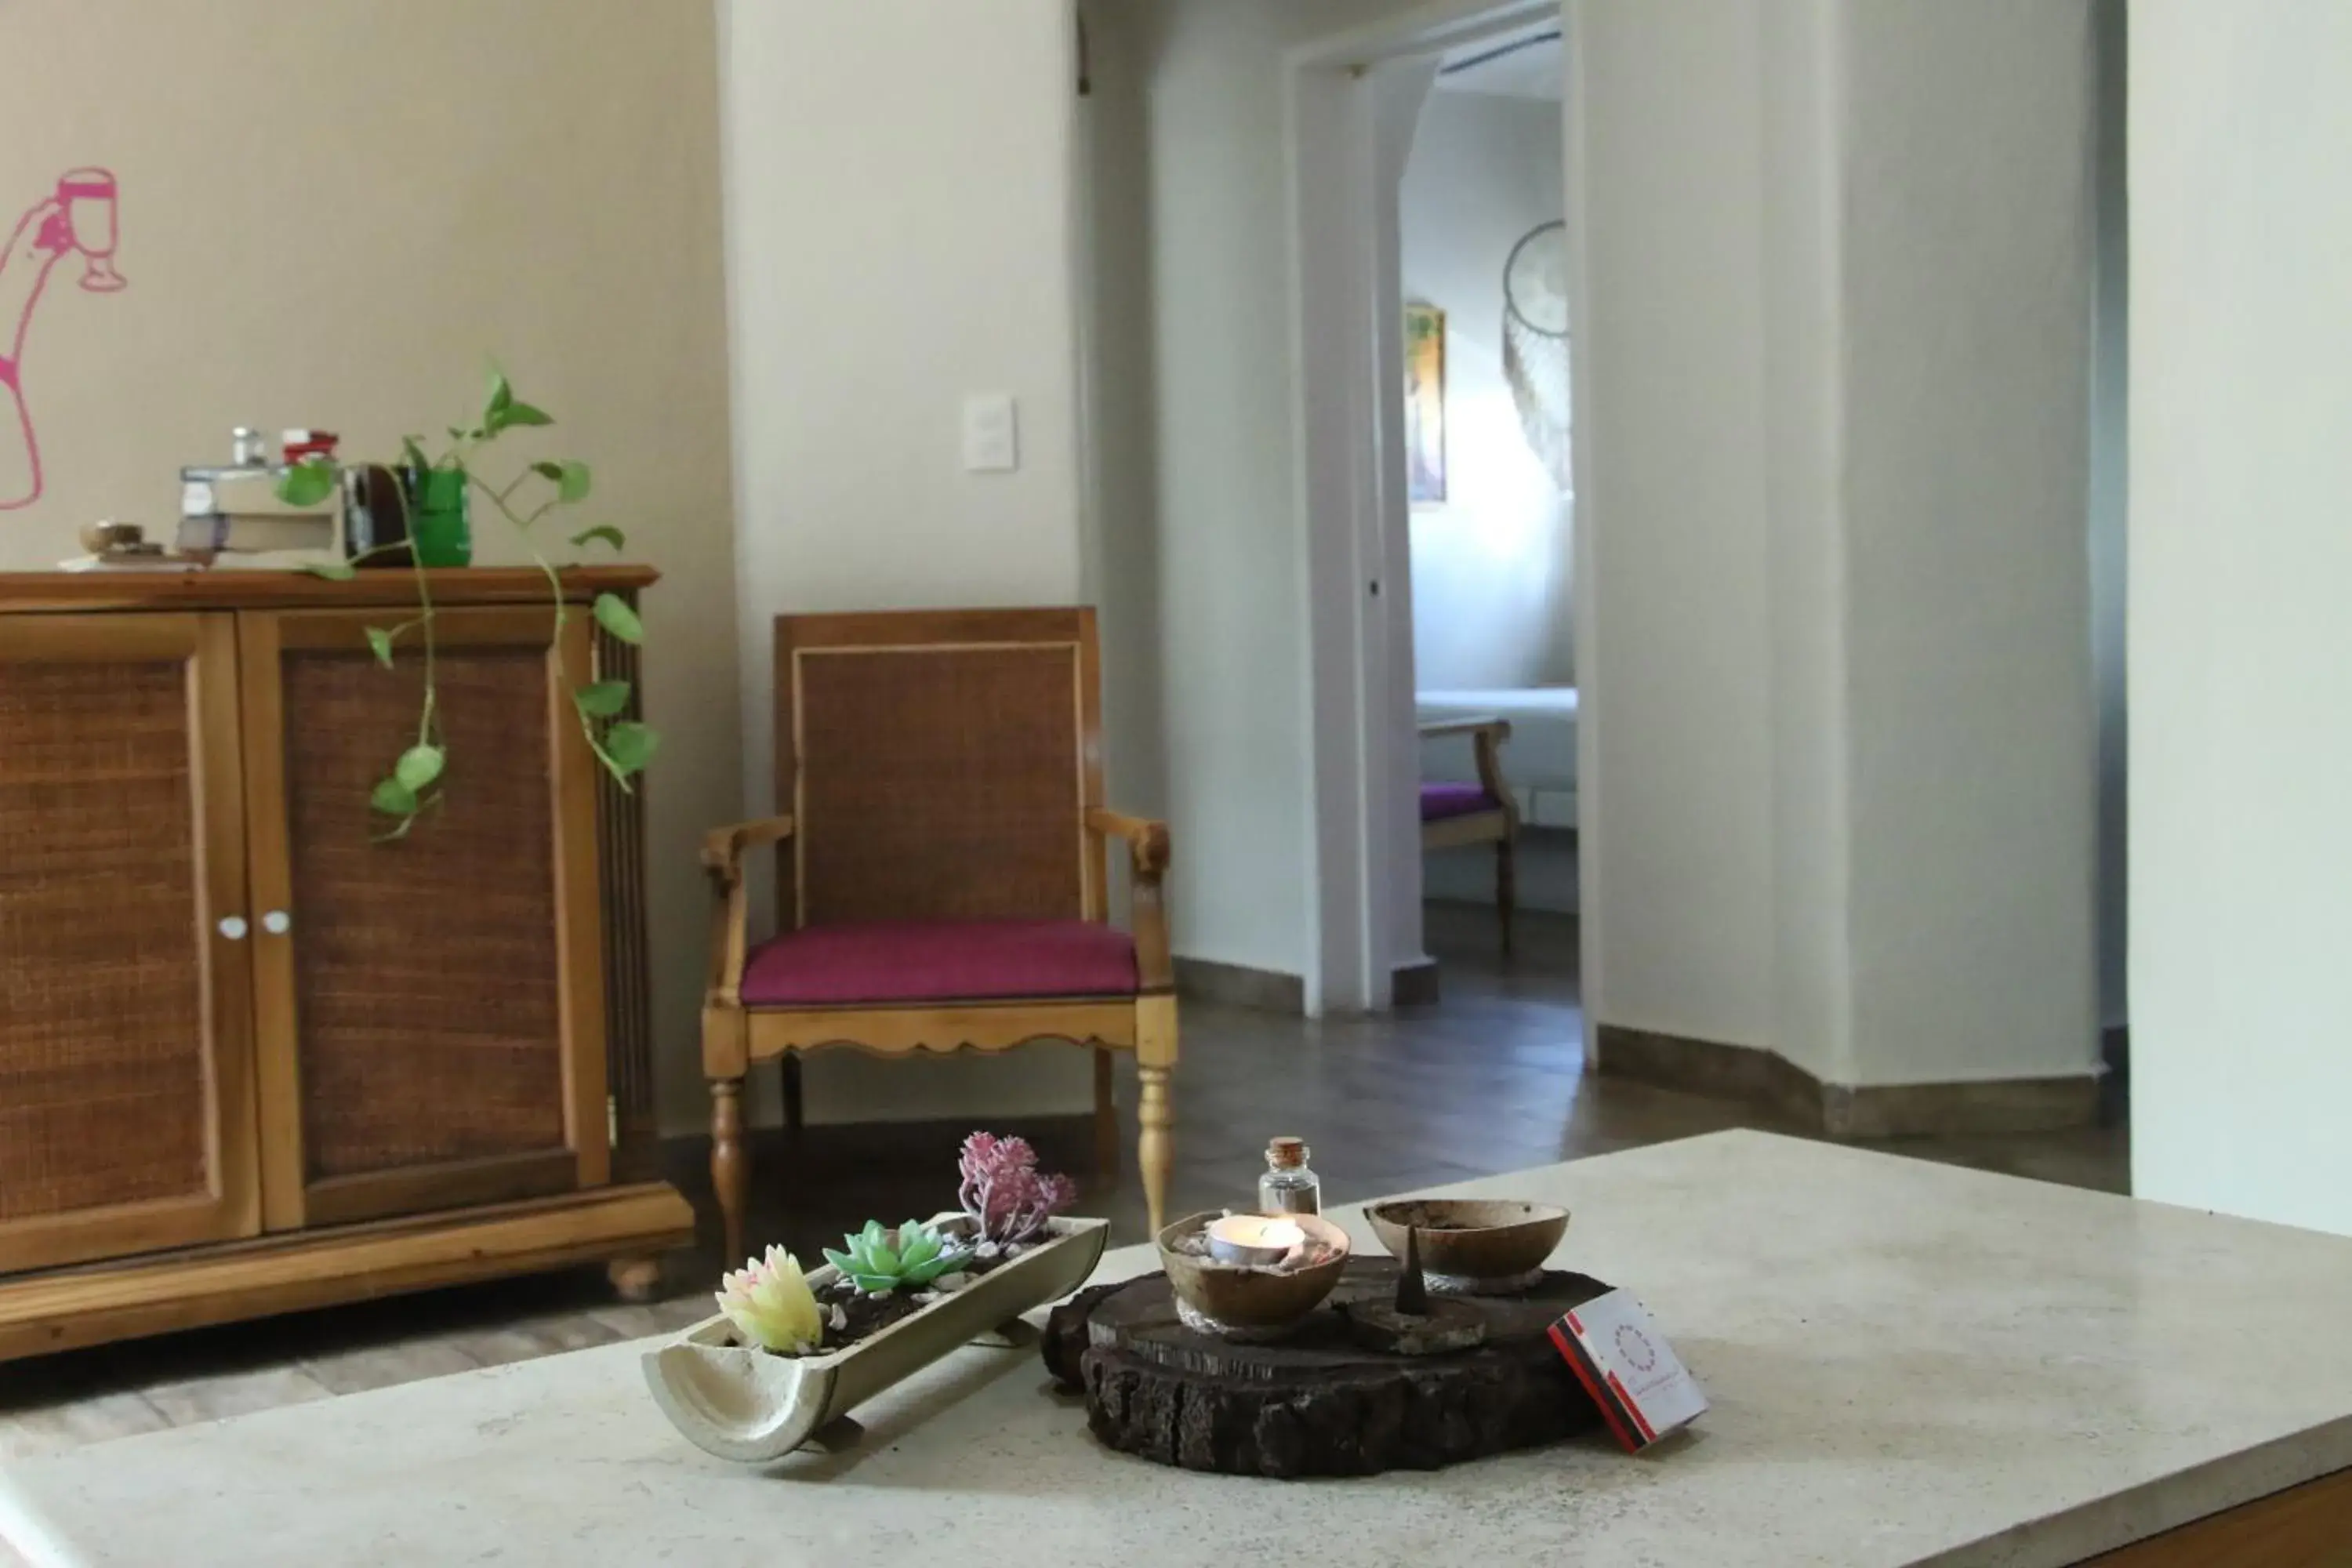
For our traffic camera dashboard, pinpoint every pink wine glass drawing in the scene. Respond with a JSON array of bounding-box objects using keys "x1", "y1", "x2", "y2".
[{"x1": 1, "y1": 168, "x2": 127, "y2": 511}]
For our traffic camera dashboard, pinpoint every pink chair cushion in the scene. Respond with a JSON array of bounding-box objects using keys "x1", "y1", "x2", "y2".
[
  {"x1": 739, "y1": 919, "x2": 1142, "y2": 1007},
  {"x1": 1421, "y1": 782, "x2": 1501, "y2": 822}
]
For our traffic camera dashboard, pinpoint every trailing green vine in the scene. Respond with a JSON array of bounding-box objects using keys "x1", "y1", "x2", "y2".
[{"x1": 277, "y1": 368, "x2": 656, "y2": 840}]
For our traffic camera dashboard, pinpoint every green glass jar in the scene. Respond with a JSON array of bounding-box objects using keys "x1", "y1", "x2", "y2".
[{"x1": 408, "y1": 466, "x2": 473, "y2": 568}]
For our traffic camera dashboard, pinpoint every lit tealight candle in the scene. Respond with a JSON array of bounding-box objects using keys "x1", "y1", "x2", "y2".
[{"x1": 1206, "y1": 1214, "x2": 1306, "y2": 1267}]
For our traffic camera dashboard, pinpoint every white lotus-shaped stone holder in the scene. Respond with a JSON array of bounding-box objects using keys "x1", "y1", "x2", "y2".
[{"x1": 644, "y1": 1213, "x2": 1109, "y2": 1463}]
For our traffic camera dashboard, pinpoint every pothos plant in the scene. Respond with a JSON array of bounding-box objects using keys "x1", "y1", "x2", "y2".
[{"x1": 276, "y1": 368, "x2": 655, "y2": 840}]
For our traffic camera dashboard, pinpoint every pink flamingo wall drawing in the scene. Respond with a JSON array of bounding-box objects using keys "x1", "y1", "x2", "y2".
[{"x1": 0, "y1": 168, "x2": 127, "y2": 511}]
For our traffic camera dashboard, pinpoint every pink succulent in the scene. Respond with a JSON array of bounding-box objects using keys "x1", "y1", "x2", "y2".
[{"x1": 958, "y1": 1131, "x2": 1079, "y2": 1244}]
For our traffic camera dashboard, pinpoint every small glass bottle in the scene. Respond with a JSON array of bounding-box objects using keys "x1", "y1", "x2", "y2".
[{"x1": 1257, "y1": 1136, "x2": 1321, "y2": 1216}]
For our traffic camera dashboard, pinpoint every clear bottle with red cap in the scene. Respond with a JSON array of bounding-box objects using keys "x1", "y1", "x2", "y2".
[{"x1": 1257, "y1": 1136, "x2": 1321, "y2": 1216}]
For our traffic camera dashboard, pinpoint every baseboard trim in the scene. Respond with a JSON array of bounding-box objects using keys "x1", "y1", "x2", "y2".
[
  {"x1": 1175, "y1": 956, "x2": 1306, "y2": 1015},
  {"x1": 1595, "y1": 1025, "x2": 2103, "y2": 1138},
  {"x1": 1392, "y1": 959, "x2": 1443, "y2": 1007}
]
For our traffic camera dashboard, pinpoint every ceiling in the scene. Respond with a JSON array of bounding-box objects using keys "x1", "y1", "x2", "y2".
[{"x1": 1435, "y1": 30, "x2": 1563, "y2": 102}]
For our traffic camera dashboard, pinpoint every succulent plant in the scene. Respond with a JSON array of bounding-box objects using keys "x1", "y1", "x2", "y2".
[
  {"x1": 959, "y1": 1131, "x2": 1080, "y2": 1246},
  {"x1": 715, "y1": 1245, "x2": 824, "y2": 1354},
  {"x1": 823, "y1": 1219, "x2": 972, "y2": 1295}
]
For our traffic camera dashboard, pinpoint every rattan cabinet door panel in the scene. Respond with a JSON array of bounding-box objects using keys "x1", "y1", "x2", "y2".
[
  {"x1": 0, "y1": 615, "x2": 262, "y2": 1273},
  {"x1": 240, "y1": 608, "x2": 608, "y2": 1231}
]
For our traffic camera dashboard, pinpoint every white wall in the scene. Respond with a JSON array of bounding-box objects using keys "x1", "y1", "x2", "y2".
[
  {"x1": 2131, "y1": 0, "x2": 2352, "y2": 1235},
  {"x1": 721, "y1": 0, "x2": 1094, "y2": 1123},
  {"x1": 1401, "y1": 91, "x2": 1573, "y2": 693},
  {"x1": 1835, "y1": 0, "x2": 2098, "y2": 1084},
  {"x1": 1573, "y1": 0, "x2": 1779, "y2": 1051},
  {"x1": 1083, "y1": 0, "x2": 1425, "y2": 985},
  {"x1": 1576, "y1": 0, "x2": 2099, "y2": 1087}
]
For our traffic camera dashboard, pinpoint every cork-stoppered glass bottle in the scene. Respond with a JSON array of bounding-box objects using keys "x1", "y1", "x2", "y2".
[{"x1": 1258, "y1": 1136, "x2": 1321, "y2": 1216}]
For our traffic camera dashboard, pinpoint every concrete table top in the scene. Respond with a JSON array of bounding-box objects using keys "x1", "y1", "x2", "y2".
[{"x1": 6, "y1": 1130, "x2": 2352, "y2": 1566}]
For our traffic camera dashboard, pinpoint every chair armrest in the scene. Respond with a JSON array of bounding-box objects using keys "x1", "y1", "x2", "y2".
[
  {"x1": 1416, "y1": 720, "x2": 1518, "y2": 824},
  {"x1": 701, "y1": 814, "x2": 797, "y2": 879},
  {"x1": 1086, "y1": 808, "x2": 1174, "y2": 992},
  {"x1": 701, "y1": 815, "x2": 793, "y2": 1007},
  {"x1": 1086, "y1": 808, "x2": 1171, "y2": 879},
  {"x1": 1416, "y1": 715, "x2": 1513, "y2": 744}
]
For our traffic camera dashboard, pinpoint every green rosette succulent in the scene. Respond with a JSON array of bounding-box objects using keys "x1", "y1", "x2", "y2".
[{"x1": 823, "y1": 1219, "x2": 972, "y2": 1295}]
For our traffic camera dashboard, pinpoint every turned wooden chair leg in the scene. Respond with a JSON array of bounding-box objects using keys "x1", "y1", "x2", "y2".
[
  {"x1": 1496, "y1": 836, "x2": 1517, "y2": 957},
  {"x1": 711, "y1": 1077, "x2": 747, "y2": 1268},
  {"x1": 1093, "y1": 1047, "x2": 1120, "y2": 1176},
  {"x1": 1137, "y1": 1063, "x2": 1172, "y2": 1239},
  {"x1": 1135, "y1": 996, "x2": 1178, "y2": 1240}
]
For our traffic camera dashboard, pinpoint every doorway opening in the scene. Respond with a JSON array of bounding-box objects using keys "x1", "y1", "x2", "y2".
[{"x1": 1287, "y1": 0, "x2": 1587, "y2": 1030}]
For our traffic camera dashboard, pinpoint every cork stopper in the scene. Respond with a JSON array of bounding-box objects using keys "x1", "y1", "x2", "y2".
[{"x1": 1266, "y1": 1136, "x2": 1308, "y2": 1170}]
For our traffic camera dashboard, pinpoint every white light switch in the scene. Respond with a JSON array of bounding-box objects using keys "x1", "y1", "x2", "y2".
[{"x1": 962, "y1": 394, "x2": 1020, "y2": 474}]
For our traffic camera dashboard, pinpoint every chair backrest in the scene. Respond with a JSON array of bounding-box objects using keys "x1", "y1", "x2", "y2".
[{"x1": 775, "y1": 608, "x2": 1105, "y2": 929}]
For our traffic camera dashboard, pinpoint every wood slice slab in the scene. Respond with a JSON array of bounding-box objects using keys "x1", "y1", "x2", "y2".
[{"x1": 1042, "y1": 1260, "x2": 1612, "y2": 1477}]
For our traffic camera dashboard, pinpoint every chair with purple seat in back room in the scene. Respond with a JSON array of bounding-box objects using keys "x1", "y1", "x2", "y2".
[{"x1": 1418, "y1": 717, "x2": 1519, "y2": 954}]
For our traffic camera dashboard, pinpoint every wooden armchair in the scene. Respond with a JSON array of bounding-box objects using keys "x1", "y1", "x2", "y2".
[
  {"x1": 1418, "y1": 716, "x2": 1519, "y2": 953},
  {"x1": 699, "y1": 608, "x2": 1175, "y2": 1265}
]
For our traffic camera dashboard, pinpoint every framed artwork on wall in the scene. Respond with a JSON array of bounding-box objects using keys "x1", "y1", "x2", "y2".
[{"x1": 1406, "y1": 301, "x2": 1447, "y2": 505}]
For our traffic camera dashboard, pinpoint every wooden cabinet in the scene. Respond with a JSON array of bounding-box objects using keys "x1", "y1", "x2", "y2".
[{"x1": 0, "y1": 572, "x2": 691, "y2": 1361}]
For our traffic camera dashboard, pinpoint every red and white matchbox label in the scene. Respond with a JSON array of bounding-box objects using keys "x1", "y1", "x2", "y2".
[{"x1": 1548, "y1": 1288, "x2": 1708, "y2": 1453}]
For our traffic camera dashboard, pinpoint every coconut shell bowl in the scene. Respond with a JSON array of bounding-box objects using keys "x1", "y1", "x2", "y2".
[
  {"x1": 1363, "y1": 1199, "x2": 1570, "y2": 1295},
  {"x1": 1155, "y1": 1211, "x2": 1352, "y2": 1341}
]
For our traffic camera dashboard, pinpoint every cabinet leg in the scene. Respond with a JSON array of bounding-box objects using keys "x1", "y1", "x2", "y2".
[
  {"x1": 711, "y1": 1077, "x2": 747, "y2": 1268},
  {"x1": 607, "y1": 1255, "x2": 664, "y2": 1304},
  {"x1": 782, "y1": 1053, "x2": 804, "y2": 1135}
]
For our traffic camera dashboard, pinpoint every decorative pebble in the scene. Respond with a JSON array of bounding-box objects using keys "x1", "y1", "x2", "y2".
[
  {"x1": 975, "y1": 1241, "x2": 1002, "y2": 1261},
  {"x1": 935, "y1": 1272, "x2": 972, "y2": 1294},
  {"x1": 829, "y1": 1304, "x2": 848, "y2": 1330},
  {"x1": 914, "y1": 1290, "x2": 941, "y2": 1305}
]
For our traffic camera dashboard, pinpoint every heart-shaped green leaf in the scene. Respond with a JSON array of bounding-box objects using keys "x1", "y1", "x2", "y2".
[
  {"x1": 394, "y1": 744, "x2": 445, "y2": 793},
  {"x1": 306, "y1": 561, "x2": 358, "y2": 582},
  {"x1": 602, "y1": 721, "x2": 659, "y2": 776},
  {"x1": 370, "y1": 776, "x2": 419, "y2": 817},
  {"x1": 485, "y1": 368, "x2": 513, "y2": 420},
  {"x1": 275, "y1": 460, "x2": 339, "y2": 508},
  {"x1": 573, "y1": 680, "x2": 631, "y2": 718},
  {"x1": 503, "y1": 401, "x2": 554, "y2": 429},
  {"x1": 592, "y1": 593, "x2": 643, "y2": 644},
  {"x1": 554, "y1": 459, "x2": 590, "y2": 502},
  {"x1": 364, "y1": 626, "x2": 396, "y2": 668},
  {"x1": 571, "y1": 524, "x2": 626, "y2": 554}
]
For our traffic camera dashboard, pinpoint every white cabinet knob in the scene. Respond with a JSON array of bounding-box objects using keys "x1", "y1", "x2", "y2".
[
  {"x1": 261, "y1": 910, "x2": 292, "y2": 936},
  {"x1": 218, "y1": 916, "x2": 249, "y2": 941}
]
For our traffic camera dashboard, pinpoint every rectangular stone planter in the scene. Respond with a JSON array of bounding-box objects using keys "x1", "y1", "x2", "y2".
[{"x1": 643, "y1": 1214, "x2": 1109, "y2": 1463}]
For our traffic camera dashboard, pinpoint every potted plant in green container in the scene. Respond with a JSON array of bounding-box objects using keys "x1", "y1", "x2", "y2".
[
  {"x1": 644, "y1": 1134, "x2": 1108, "y2": 1463},
  {"x1": 276, "y1": 366, "x2": 654, "y2": 839}
]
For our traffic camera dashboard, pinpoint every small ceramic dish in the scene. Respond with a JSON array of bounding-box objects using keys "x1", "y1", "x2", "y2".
[
  {"x1": 1363, "y1": 1198, "x2": 1569, "y2": 1294},
  {"x1": 1156, "y1": 1210, "x2": 1351, "y2": 1340}
]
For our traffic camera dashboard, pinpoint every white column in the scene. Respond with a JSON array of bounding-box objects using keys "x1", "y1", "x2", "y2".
[{"x1": 2130, "y1": 0, "x2": 2352, "y2": 1234}]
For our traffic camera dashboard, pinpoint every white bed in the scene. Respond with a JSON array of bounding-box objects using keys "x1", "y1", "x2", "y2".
[{"x1": 1416, "y1": 686, "x2": 1578, "y2": 830}]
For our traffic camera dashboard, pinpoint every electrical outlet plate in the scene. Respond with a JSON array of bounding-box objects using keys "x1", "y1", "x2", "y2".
[{"x1": 962, "y1": 394, "x2": 1019, "y2": 474}]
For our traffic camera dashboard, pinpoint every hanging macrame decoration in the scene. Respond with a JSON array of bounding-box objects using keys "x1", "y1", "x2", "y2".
[{"x1": 1502, "y1": 220, "x2": 1572, "y2": 493}]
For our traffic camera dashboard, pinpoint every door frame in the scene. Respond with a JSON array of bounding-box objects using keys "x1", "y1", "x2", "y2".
[
  {"x1": 1284, "y1": 0, "x2": 1586, "y2": 1015},
  {"x1": 238, "y1": 605, "x2": 610, "y2": 1232}
]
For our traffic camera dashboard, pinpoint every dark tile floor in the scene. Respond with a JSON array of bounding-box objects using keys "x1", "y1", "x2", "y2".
[{"x1": 0, "y1": 906, "x2": 2125, "y2": 1459}]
